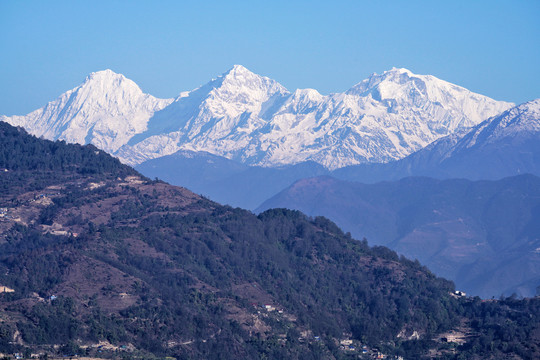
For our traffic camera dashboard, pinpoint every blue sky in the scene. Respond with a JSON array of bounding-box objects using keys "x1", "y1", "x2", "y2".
[{"x1": 1, "y1": 0, "x2": 539, "y2": 115}]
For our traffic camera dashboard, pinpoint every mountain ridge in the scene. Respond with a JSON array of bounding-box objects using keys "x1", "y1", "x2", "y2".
[
  {"x1": 334, "y1": 98, "x2": 540, "y2": 182},
  {"x1": 1, "y1": 66, "x2": 513, "y2": 169},
  {"x1": 0, "y1": 69, "x2": 173, "y2": 153},
  {"x1": 256, "y1": 173, "x2": 540, "y2": 298},
  {"x1": 134, "y1": 99, "x2": 540, "y2": 210}
]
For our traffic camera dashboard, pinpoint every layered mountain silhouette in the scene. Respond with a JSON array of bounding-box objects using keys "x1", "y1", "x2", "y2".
[
  {"x1": 136, "y1": 99, "x2": 540, "y2": 210},
  {"x1": 136, "y1": 151, "x2": 329, "y2": 209},
  {"x1": 252, "y1": 100, "x2": 540, "y2": 298},
  {"x1": 257, "y1": 175, "x2": 540, "y2": 298},
  {"x1": 2, "y1": 69, "x2": 538, "y2": 301},
  {"x1": 1, "y1": 70, "x2": 540, "y2": 358}
]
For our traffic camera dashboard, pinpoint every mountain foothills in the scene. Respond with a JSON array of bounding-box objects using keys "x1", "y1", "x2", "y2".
[
  {"x1": 257, "y1": 175, "x2": 540, "y2": 298},
  {"x1": 253, "y1": 100, "x2": 540, "y2": 299},
  {"x1": 0, "y1": 66, "x2": 512, "y2": 169},
  {"x1": 1, "y1": 123, "x2": 540, "y2": 359}
]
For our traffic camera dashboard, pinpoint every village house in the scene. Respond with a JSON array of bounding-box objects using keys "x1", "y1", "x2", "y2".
[{"x1": 0, "y1": 286, "x2": 15, "y2": 293}]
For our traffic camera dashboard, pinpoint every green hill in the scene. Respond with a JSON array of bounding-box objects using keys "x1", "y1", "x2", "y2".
[{"x1": 0, "y1": 121, "x2": 539, "y2": 359}]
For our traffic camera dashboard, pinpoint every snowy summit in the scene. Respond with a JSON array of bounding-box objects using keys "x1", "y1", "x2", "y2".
[
  {"x1": 1, "y1": 66, "x2": 513, "y2": 169},
  {"x1": 0, "y1": 69, "x2": 173, "y2": 153}
]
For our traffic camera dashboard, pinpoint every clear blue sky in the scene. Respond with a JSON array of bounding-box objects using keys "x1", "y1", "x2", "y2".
[{"x1": 1, "y1": 0, "x2": 539, "y2": 115}]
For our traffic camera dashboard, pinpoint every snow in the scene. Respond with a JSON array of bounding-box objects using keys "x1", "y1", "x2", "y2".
[
  {"x1": 1, "y1": 69, "x2": 173, "y2": 153},
  {"x1": 456, "y1": 99, "x2": 540, "y2": 150},
  {"x1": 1, "y1": 66, "x2": 515, "y2": 170},
  {"x1": 414, "y1": 98, "x2": 540, "y2": 160}
]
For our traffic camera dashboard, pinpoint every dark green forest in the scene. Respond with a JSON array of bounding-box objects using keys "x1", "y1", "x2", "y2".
[{"x1": 0, "y1": 122, "x2": 538, "y2": 359}]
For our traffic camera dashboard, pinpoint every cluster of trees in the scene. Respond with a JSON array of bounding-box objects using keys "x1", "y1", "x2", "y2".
[
  {"x1": 0, "y1": 121, "x2": 135, "y2": 175},
  {"x1": 454, "y1": 297, "x2": 540, "y2": 359}
]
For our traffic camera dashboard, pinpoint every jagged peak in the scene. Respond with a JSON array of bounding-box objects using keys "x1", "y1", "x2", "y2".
[
  {"x1": 228, "y1": 64, "x2": 252, "y2": 74},
  {"x1": 347, "y1": 66, "x2": 488, "y2": 101},
  {"x1": 491, "y1": 98, "x2": 540, "y2": 127},
  {"x1": 88, "y1": 68, "x2": 120, "y2": 76},
  {"x1": 384, "y1": 67, "x2": 415, "y2": 76},
  {"x1": 75, "y1": 69, "x2": 148, "y2": 99},
  {"x1": 518, "y1": 98, "x2": 540, "y2": 111},
  {"x1": 203, "y1": 65, "x2": 289, "y2": 96},
  {"x1": 347, "y1": 67, "x2": 425, "y2": 94},
  {"x1": 220, "y1": 64, "x2": 261, "y2": 81},
  {"x1": 70, "y1": 69, "x2": 162, "y2": 103},
  {"x1": 85, "y1": 69, "x2": 127, "y2": 83},
  {"x1": 483, "y1": 98, "x2": 540, "y2": 124},
  {"x1": 291, "y1": 88, "x2": 323, "y2": 100},
  {"x1": 361, "y1": 67, "x2": 417, "y2": 83},
  {"x1": 220, "y1": 65, "x2": 282, "y2": 86},
  {"x1": 446, "y1": 99, "x2": 539, "y2": 150}
]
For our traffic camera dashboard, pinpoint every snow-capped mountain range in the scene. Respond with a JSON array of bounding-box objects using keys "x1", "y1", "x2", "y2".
[
  {"x1": 409, "y1": 98, "x2": 540, "y2": 179},
  {"x1": 1, "y1": 70, "x2": 172, "y2": 153},
  {"x1": 1, "y1": 65, "x2": 513, "y2": 169},
  {"x1": 442, "y1": 98, "x2": 540, "y2": 155},
  {"x1": 333, "y1": 99, "x2": 540, "y2": 182}
]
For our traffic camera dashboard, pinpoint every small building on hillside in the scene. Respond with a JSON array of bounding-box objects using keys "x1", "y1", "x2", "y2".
[{"x1": 0, "y1": 286, "x2": 15, "y2": 293}]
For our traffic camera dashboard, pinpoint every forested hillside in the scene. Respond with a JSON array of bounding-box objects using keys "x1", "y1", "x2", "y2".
[
  {"x1": 257, "y1": 175, "x2": 540, "y2": 298},
  {"x1": 0, "y1": 121, "x2": 539, "y2": 359}
]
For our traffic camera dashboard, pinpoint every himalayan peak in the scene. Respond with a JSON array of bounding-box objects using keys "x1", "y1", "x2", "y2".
[
  {"x1": 1, "y1": 66, "x2": 513, "y2": 169},
  {"x1": 0, "y1": 69, "x2": 172, "y2": 153}
]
